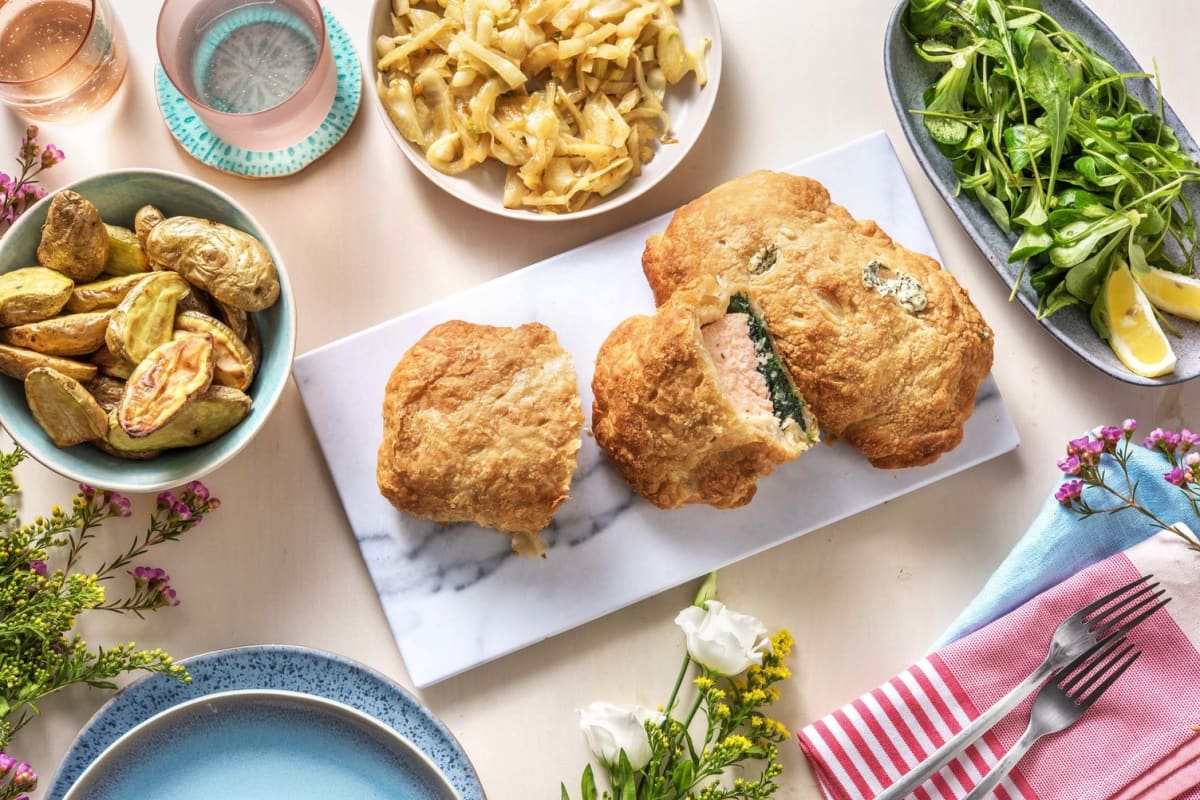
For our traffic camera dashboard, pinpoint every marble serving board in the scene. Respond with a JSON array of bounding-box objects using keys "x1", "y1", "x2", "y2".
[{"x1": 294, "y1": 131, "x2": 1020, "y2": 687}]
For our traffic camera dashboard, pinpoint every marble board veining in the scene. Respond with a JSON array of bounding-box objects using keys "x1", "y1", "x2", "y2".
[{"x1": 293, "y1": 131, "x2": 1020, "y2": 687}]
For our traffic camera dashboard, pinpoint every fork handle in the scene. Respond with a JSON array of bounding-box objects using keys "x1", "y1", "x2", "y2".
[
  {"x1": 961, "y1": 726, "x2": 1041, "y2": 800},
  {"x1": 873, "y1": 659, "x2": 1054, "y2": 800}
]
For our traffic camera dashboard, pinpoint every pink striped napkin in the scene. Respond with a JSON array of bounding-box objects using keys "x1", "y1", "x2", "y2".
[{"x1": 798, "y1": 531, "x2": 1200, "y2": 800}]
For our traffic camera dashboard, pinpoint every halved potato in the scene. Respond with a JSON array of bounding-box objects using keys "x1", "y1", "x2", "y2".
[
  {"x1": 102, "y1": 225, "x2": 150, "y2": 276},
  {"x1": 103, "y1": 385, "x2": 251, "y2": 452},
  {"x1": 0, "y1": 311, "x2": 111, "y2": 356},
  {"x1": 65, "y1": 273, "x2": 150, "y2": 313},
  {"x1": 0, "y1": 343, "x2": 96, "y2": 382},
  {"x1": 105, "y1": 271, "x2": 191, "y2": 364},
  {"x1": 174, "y1": 311, "x2": 256, "y2": 390},
  {"x1": 0, "y1": 267, "x2": 74, "y2": 325},
  {"x1": 25, "y1": 367, "x2": 108, "y2": 447},
  {"x1": 117, "y1": 333, "x2": 215, "y2": 437}
]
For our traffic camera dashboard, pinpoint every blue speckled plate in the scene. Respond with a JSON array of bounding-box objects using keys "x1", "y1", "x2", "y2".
[
  {"x1": 48, "y1": 647, "x2": 484, "y2": 800},
  {"x1": 884, "y1": 0, "x2": 1200, "y2": 386},
  {"x1": 64, "y1": 690, "x2": 460, "y2": 800},
  {"x1": 154, "y1": 7, "x2": 362, "y2": 179}
]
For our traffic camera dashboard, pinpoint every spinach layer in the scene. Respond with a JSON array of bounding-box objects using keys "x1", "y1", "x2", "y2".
[{"x1": 726, "y1": 294, "x2": 807, "y2": 431}]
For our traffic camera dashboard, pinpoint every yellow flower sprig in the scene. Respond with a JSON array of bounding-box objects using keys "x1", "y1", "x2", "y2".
[
  {"x1": 0, "y1": 445, "x2": 217, "y2": 797},
  {"x1": 562, "y1": 573, "x2": 794, "y2": 800}
]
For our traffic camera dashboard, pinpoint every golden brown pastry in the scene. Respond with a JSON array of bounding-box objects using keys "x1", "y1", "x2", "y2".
[
  {"x1": 641, "y1": 170, "x2": 993, "y2": 469},
  {"x1": 376, "y1": 320, "x2": 583, "y2": 557},
  {"x1": 592, "y1": 277, "x2": 817, "y2": 510}
]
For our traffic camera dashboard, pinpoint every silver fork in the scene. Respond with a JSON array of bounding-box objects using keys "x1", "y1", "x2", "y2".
[
  {"x1": 961, "y1": 635, "x2": 1142, "y2": 800},
  {"x1": 875, "y1": 574, "x2": 1169, "y2": 800}
]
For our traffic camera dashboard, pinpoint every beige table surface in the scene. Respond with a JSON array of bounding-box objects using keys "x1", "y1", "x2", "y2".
[{"x1": 5, "y1": 0, "x2": 1199, "y2": 797}]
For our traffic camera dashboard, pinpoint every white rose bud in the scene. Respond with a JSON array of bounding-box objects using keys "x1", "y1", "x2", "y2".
[
  {"x1": 578, "y1": 701, "x2": 664, "y2": 770},
  {"x1": 674, "y1": 600, "x2": 770, "y2": 676}
]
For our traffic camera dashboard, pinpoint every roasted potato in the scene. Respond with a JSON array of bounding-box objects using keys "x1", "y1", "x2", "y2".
[
  {"x1": 214, "y1": 299, "x2": 249, "y2": 341},
  {"x1": 118, "y1": 333, "x2": 215, "y2": 437},
  {"x1": 25, "y1": 367, "x2": 108, "y2": 447},
  {"x1": 36, "y1": 191, "x2": 108, "y2": 281},
  {"x1": 91, "y1": 345, "x2": 135, "y2": 380},
  {"x1": 103, "y1": 385, "x2": 251, "y2": 453},
  {"x1": 0, "y1": 343, "x2": 97, "y2": 382},
  {"x1": 0, "y1": 267, "x2": 74, "y2": 325},
  {"x1": 105, "y1": 271, "x2": 191, "y2": 364},
  {"x1": 0, "y1": 310, "x2": 111, "y2": 356},
  {"x1": 174, "y1": 311, "x2": 255, "y2": 390},
  {"x1": 134, "y1": 205, "x2": 165, "y2": 251},
  {"x1": 64, "y1": 273, "x2": 150, "y2": 313},
  {"x1": 102, "y1": 224, "x2": 150, "y2": 276},
  {"x1": 146, "y1": 216, "x2": 280, "y2": 311},
  {"x1": 84, "y1": 375, "x2": 126, "y2": 412}
]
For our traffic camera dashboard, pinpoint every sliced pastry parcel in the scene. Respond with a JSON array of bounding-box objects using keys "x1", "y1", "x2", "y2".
[{"x1": 592, "y1": 277, "x2": 817, "y2": 510}]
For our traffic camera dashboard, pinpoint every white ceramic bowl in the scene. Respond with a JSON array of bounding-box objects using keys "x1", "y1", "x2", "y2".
[{"x1": 366, "y1": 0, "x2": 723, "y2": 221}]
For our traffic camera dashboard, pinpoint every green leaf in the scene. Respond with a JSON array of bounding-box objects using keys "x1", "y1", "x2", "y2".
[
  {"x1": 1048, "y1": 211, "x2": 1139, "y2": 268},
  {"x1": 1003, "y1": 124, "x2": 1050, "y2": 172},
  {"x1": 1009, "y1": 226, "x2": 1054, "y2": 261},
  {"x1": 1012, "y1": 193, "x2": 1048, "y2": 227},
  {"x1": 1127, "y1": 240, "x2": 1155, "y2": 276},
  {"x1": 672, "y1": 760, "x2": 695, "y2": 792},
  {"x1": 582, "y1": 764, "x2": 598, "y2": 800},
  {"x1": 907, "y1": 0, "x2": 954, "y2": 37},
  {"x1": 1022, "y1": 31, "x2": 1073, "y2": 195},
  {"x1": 973, "y1": 186, "x2": 1011, "y2": 233},
  {"x1": 1037, "y1": 281, "x2": 1083, "y2": 318},
  {"x1": 1090, "y1": 288, "x2": 1111, "y2": 341},
  {"x1": 562, "y1": 782, "x2": 572, "y2": 800}
]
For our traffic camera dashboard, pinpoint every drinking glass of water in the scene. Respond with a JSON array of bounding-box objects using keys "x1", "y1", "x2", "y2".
[
  {"x1": 0, "y1": 0, "x2": 129, "y2": 121},
  {"x1": 156, "y1": 0, "x2": 337, "y2": 151}
]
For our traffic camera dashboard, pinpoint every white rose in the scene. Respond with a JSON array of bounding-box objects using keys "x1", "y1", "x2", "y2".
[
  {"x1": 674, "y1": 600, "x2": 770, "y2": 676},
  {"x1": 578, "y1": 701, "x2": 664, "y2": 770}
]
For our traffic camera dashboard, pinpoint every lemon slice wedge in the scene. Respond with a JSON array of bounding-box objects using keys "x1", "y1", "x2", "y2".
[
  {"x1": 1132, "y1": 265, "x2": 1200, "y2": 321},
  {"x1": 1105, "y1": 260, "x2": 1176, "y2": 378}
]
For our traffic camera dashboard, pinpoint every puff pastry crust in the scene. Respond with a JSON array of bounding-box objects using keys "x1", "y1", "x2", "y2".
[
  {"x1": 642, "y1": 170, "x2": 994, "y2": 469},
  {"x1": 376, "y1": 320, "x2": 583, "y2": 555},
  {"x1": 592, "y1": 279, "x2": 816, "y2": 510}
]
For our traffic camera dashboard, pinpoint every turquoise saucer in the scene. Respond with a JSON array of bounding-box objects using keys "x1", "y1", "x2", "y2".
[{"x1": 154, "y1": 7, "x2": 362, "y2": 179}]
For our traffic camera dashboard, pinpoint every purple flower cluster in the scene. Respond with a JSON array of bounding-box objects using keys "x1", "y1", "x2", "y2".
[
  {"x1": 1, "y1": 125, "x2": 63, "y2": 230},
  {"x1": 157, "y1": 480, "x2": 220, "y2": 525},
  {"x1": 0, "y1": 752, "x2": 36, "y2": 796},
  {"x1": 130, "y1": 565, "x2": 180, "y2": 608},
  {"x1": 1141, "y1": 424, "x2": 1200, "y2": 489},
  {"x1": 79, "y1": 484, "x2": 133, "y2": 518}
]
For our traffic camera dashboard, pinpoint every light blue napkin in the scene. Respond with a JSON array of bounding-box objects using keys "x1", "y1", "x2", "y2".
[{"x1": 936, "y1": 438, "x2": 1195, "y2": 648}]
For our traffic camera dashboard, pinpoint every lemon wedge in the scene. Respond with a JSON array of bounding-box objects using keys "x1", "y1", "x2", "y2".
[
  {"x1": 1105, "y1": 260, "x2": 1176, "y2": 378},
  {"x1": 1132, "y1": 266, "x2": 1200, "y2": 321}
]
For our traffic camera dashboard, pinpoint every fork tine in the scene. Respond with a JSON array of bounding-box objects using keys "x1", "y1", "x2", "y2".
[
  {"x1": 1086, "y1": 581, "x2": 1160, "y2": 626},
  {"x1": 1075, "y1": 574, "x2": 1154, "y2": 620},
  {"x1": 1093, "y1": 593, "x2": 1172, "y2": 641},
  {"x1": 1076, "y1": 648, "x2": 1142, "y2": 709},
  {"x1": 1058, "y1": 636, "x2": 1128, "y2": 693},
  {"x1": 1064, "y1": 641, "x2": 1137, "y2": 698}
]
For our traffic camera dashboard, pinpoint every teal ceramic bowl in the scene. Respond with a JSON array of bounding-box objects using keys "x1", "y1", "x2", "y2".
[
  {"x1": 63, "y1": 689, "x2": 461, "y2": 800},
  {"x1": 0, "y1": 169, "x2": 296, "y2": 492}
]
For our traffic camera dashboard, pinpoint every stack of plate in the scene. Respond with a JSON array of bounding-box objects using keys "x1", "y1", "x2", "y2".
[{"x1": 49, "y1": 646, "x2": 483, "y2": 800}]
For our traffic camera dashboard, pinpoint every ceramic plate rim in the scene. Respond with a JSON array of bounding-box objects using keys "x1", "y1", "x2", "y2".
[
  {"x1": 0, "y1": 167, "x2": 298, "y2": 493},
  {"x1": 62, "y1": 688, "x2": 461, "y2": 800},
  {"x1": 883, "y1": 0, "x2": 1200, "y2": 386},
  {"x1": 47, "y1": 645, "x2": 485, "y2": 800},
  {"x1": 365, "y1": 0, "x2": 724, "y2": 221}
]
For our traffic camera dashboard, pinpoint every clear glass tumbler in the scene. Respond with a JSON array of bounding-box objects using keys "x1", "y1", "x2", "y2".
[
  {"x1": 156, "y1": 0, "x2": 337, "y2": 152},
  {"x1": 0, "y1": 0, "x2": 129, "y2": 121}
]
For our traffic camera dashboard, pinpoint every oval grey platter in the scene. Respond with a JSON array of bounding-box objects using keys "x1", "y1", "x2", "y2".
[{"x1": 884, "y1": 0, "x2": 1200, "y2": 386}]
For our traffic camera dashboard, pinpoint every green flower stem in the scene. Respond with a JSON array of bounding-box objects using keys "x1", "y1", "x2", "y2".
[{"x1": 663, "y1": 653, "x2": 692, "y2": 716}]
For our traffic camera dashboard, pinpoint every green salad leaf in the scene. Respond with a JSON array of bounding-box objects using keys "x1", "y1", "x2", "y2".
[{"x1": 906, "y1": 0, "x2": 1200, "y2": 331}]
